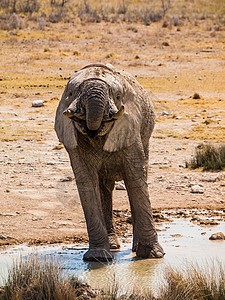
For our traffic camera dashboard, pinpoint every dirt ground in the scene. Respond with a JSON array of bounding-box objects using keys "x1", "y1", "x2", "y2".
[{"x1": 0, "y1": 17, "x2": 225, "y2": 247}]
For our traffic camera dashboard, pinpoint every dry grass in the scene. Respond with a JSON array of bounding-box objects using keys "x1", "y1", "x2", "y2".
[
  {"x1": 0, "y1": 254, "x2": 97, "y2": 300},
  {"x1": 156, "y1": 261, "x2": 225, "y2": 300},
  {"x1": 0, "y1": 0, "x2": 225, "y2": 28},
  {"x1": 0, "y1": 256, "x2": 224, "y2": 300},
  {"x1": 186, "y1": 143, "x2": 225, "y2": 171}
]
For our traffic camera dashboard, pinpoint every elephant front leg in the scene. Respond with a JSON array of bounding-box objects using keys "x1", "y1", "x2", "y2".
[
  {"x1": 122, "y1": 144, "x2": 165, "y2": 259},
  {"x1": 99, "y1": 177, "x2": 120, "y2": 249},
  {"x1": 68, "y1": 150, "x2": 113, "y2": 262}
]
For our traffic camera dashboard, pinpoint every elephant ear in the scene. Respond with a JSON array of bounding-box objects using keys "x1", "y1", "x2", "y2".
[
  {"x1": 103, "y1": 89, "x2": 142, "y2": 152},
  {"x1": 55, "y1": 90, "x2": 77, "y2": 150}
]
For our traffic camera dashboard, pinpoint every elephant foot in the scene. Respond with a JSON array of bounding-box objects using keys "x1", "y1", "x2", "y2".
[
  {"x1": 108, "y1": 233, "x2": 120, "y2": 249},
  {"x1": 136, "y1": 241, "x2": 165, "y2": 259},
  {"x1": 83, "y1": 249, "x2": 114, "y2": 262}
]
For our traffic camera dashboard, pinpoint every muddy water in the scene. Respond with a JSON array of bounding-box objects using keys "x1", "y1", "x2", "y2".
[{"x1": 0, "y1": 212, "x2": 225, "y2": 294}]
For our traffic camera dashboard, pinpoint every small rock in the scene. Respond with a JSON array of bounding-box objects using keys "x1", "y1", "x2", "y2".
[
  {"x1": 190, "y1": 185, "x2": 204, "y2": 194},
  {"x1": 175, "y1": 147, "x2": 182, "y2": 150},
  {"x1": 126, "y1": 216, "x2": 132, "y2": 224},
  {"x1": 193, "y1": 92, "x2": 201, "y2": 99},
  {"x1": 194, "y1": 114, "x2": 201, "y2": 117},
  {"x1": 32, "y1": 100, "x2": 45, "y2": 107},
  {"x1": 171, "y1": 234, "x2": 183, "y2": 237},
  {"x1": 115, "y1": 182, "x2": 126, "y2": 190},
  {"x1": 200, "y1": 219, "x2": 219, "y2": 226},
  {"x1": 60, "y1": 176, "x2": 73, "y2": 182},
  {"x1": 0, "y1": 235, "x2": 7, "y2": 240},
  {"x1": 191, "y1": 119, "x2": 197, "y2": 122},
  {"x1": 161, "y1": 111, "x2": 170, "y2": 116},
  {"x1": 209, "y1": 232, "x2": 225, "y2": 240},
  {"x1": 176, "y1": 116, "x2": 182, "y2": 119}
]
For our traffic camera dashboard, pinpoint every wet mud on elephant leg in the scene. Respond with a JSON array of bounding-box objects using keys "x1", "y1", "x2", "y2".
[
  {"x1": 122, "y1": 142, "x2": 165, "y2": 259},
  {"x1": 67, "y1": 148, "x2": 113, "y2": 262},
  {"x1": 99, "y1": 177, "x2": 120, "y2": 249}
]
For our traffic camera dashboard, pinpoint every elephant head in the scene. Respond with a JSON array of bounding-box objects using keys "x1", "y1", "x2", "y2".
[
  {"x1": 63, "y1": 78, "x2": 125, "y2": 139},
  {"x1": 55, "y1": 64, "x2": 145, "y2": 152}
]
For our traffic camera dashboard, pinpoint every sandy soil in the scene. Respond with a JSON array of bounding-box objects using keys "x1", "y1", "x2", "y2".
[{"x1": 0, "y1": 19, "x2": 225, "y2": 247}]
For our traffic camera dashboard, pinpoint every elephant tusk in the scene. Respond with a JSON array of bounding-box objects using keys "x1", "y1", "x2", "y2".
[
  {"x1": 103, "y1": 105, "x2": 125, "y2": 122},
  {"x1": 112, "y1": 105, "x2": 125, "y2": 120},
  {"x1": 63, "y1": 109, "x2": 74, "y2": 118},
  {"x1": 63, "y1": 109, "x2": 86, "y2": 120}
]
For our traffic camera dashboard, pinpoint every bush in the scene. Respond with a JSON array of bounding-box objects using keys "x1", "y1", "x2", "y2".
[
  {"x1": 1, "y1": 254, "x2": 97, "y2": 300},
  {"x1": 187, "y1": 143, "x2": 225, "y2": 171},
  {"x1": 157, "y1": 262, "x2": 225, "y2": 300},
  {"x1": 0, "y1": 13, "x2": 23, "y2": 30},
  {"x1": 0, "y1": 255, "x2": 224, "y2": 299}
]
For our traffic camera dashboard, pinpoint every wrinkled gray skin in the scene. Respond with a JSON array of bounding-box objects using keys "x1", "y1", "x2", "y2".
[{"x1": 55, "y1": 64, "x2": 165, "y2": 261}]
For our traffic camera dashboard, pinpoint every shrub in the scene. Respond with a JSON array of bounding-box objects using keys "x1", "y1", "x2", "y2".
[
  {"x1": 187, "y1": 143, "x2": 225, "y2": 171},
  {"x1": 1, "y1": 254, "x2": 97, "y2": 300},
  {"x1": 157, "y1": 262, "x2": 225, "y2": 300},
  {"x1": 0, "y1": 13, "x2": 23, "y2": 30}
]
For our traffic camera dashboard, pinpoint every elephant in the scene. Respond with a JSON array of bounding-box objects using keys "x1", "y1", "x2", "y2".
[{"x1": 55, "y1": 63, "x2": 164, "y2": 262}]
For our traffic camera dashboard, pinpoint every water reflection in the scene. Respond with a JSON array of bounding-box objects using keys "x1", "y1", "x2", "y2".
[{"x1": 0, "y1": 213, "x2": 225, "y2": 293}]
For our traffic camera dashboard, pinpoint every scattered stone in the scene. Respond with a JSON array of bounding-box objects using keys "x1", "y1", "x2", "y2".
[
  {"x1": 115, "y1": 182, "x2": 126, "y2": 190},
  {"x1": 52, "y1": 144, "x2": 64, "y2": 150},
  {"x1": 161, "y1": 111, "x2": 170, "y2": 116},
  {"x1": 0, "y1": 235, "x2": 7, "y2": 240},
  {"x1": 190, "y1": 185, "x2": 204, "y2": 194},
  {"x1": 176, "y1": 116, "x2": 182, "y2": 119},
  {"x1": 193, "y1": 92, "x2": 201, "y2": 99},
  {"x1": 32, "y1": 100, "x2": 45, "y2": 107},
  {"x1": 201, "y1": 232, "x2": 207, "y2": 235},
  {"x1": 209, "y1": 232, "x2": 225, "y2": 240},
  {"x1": 175, "y1": 147, "x2": 182, "y2": 150},
  {"x1": 126, "y1": 216, "x2": 132, "y2": 224},
  {"x1": 60, "y1": 176, "x2": 73, "y2": 182},
  {"x1": 195, "y1": 114, "x2": 201, "y2": 117},
  {"x1": 0, "y1": 212, "x2": 17, "y2": 216},
  {"x1": 199, "y1": 219, "x2": 219, "y2": 226},
  {"x1": 191, "y1": 216, "x2": 200, "y2": 221},
  {"x1": 171, "y1": 234, "x2": 183, "y2": 237}
]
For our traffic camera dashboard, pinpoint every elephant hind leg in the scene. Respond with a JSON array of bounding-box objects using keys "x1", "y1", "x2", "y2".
[{"x1": 99, "y1": 177, "x2": 120, "y2": 249}]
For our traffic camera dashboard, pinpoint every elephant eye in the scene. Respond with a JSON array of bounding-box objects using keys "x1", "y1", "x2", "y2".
[
  {"x1": 69, "y1": 91, "x2": 73, "y2": 97},
  {"x1": 116, "y1": 93, "x2": 121, "y2": 101}
]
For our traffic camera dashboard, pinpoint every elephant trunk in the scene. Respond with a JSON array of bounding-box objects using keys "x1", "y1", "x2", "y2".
[{"x1": 85, "y1": 81, "x2": 107, "y2": 131}]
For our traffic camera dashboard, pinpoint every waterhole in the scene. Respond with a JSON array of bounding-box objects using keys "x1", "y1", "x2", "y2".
[{"x1": 0, "y1": 210, "x2": 224, "y2": 294}]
